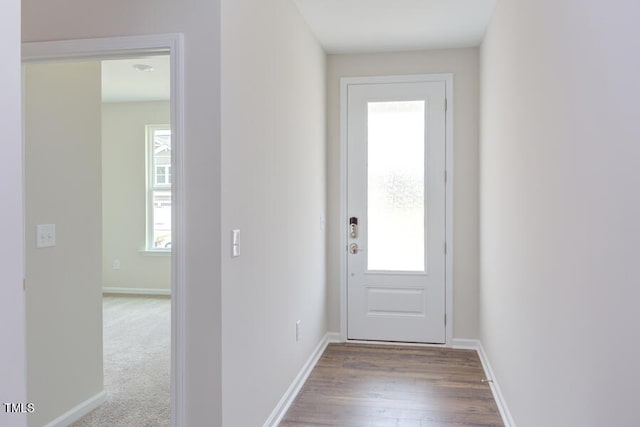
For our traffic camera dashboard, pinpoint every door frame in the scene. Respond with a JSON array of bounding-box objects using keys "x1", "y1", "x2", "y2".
[
  {"x1": 22, "y1": 33, "x2": 186, "y2": 426},
  {"x1": 339, "y1": 74, "x2": 454, "y2": 346}
]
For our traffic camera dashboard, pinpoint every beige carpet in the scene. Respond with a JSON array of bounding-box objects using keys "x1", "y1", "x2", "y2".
[{"x1": 72, "y1": 295, "x2": 170, "y2": 427}]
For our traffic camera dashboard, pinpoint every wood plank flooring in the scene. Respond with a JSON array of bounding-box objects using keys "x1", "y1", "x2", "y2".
[{"x1": 280, "y1": 343, "x2": 503, "y2": 427}]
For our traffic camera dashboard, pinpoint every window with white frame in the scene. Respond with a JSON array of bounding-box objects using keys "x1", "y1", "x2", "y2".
[{"x1": 146, "y1": 125, "x2": 172, "y2": 251}]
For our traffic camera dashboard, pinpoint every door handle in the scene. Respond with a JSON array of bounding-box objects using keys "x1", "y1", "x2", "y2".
[{"x1": 349, "y1": 243, "x2": 363, "y2": 254}]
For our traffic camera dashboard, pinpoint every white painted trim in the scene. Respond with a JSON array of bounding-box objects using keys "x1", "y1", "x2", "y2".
[
  {"x1": 450, "y1": 338, "x2": 481, "y2": 350},
  {"x1": 263, "y1": 333, "x2": 339, "y2": 427},
  {"x1": 346, "y1": 339, "x2": 447, "y2": 348},
  {"x1": 42, "y1": 391, "x2": 106, "y2": 427},
  {"x1": 326, "y1": 332, "x2": 342, "y2": 343},
  {"x1": 443, "y1": 75, "x2": 454, "y2": 347},
  {"x1": 21, "y1": 34, "x2": 181, "y2": 62},
  {"x1": 22, "y1": 33, "x2": 185, "y2": 427},
  {"x1": 339, "y1": 77, "x2": 348, "y2": 342},
  {"x1": 338, "y1": 73, "x2": 454, "y2": 345},
  {"x1": 138, "y1": 249, "x2": 172, "y2": 257},
  {"x1": 169, "y1": 33, "x2": 186, "y2": 427},
  {"x1": 477, "y1": 341, "x2": 517, "y2": 427},
  {"x1": 103, "y1": 287, "x2": 171, "y2": 296},
  {"x1": 341, "y1": 73, "x2": 454, "y2": 86},
  {"x1": 449, "y1": 339, "x2": 516, "y2": 427}
]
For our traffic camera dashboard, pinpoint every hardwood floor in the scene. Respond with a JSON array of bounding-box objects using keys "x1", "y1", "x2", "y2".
[{"x1": 280, "y1": 343, "x2": 503, "y2": 427}]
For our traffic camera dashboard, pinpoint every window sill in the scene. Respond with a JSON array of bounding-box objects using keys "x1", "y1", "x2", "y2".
[{"x1": 138, "y1": 250, "x2": 172, "y2": 257}]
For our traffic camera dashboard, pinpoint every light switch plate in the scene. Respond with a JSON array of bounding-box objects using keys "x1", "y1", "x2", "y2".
[
  {"x1": 231, "y1": 229, "x2": 240, "y2": 257},
  {"x1": 36, "y1": 224, "x2": 56, "y2": 248}
]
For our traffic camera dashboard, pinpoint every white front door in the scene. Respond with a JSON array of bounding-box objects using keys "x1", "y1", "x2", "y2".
[{"x1": 346, "y1": 78, "x2": 447, "y2": 344}]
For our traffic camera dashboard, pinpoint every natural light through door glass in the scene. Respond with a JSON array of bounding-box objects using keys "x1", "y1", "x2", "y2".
[{"x1": 367, "y1": 101, "x2": 425, "y2": 272}]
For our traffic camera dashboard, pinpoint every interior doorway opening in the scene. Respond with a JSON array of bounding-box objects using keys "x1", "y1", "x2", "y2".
[{"x1": 22, "y1": 35, "x2": 184, "y2": 427}]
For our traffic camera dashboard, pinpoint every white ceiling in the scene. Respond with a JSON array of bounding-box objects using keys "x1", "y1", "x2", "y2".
[
  {"x1": 294, "y1": 0, "x2": 497, "y2": 54},
  {"x1": 101, "y1": 55, "x2": 170, "y2": 103},
  {"x1": 101, "y1": 2, "x2": 496, "y2": 101}
]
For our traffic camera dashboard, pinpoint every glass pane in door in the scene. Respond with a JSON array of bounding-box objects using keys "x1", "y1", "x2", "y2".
[{"x1": 367, "y1": 101, "x2": 425, "y2": 272}]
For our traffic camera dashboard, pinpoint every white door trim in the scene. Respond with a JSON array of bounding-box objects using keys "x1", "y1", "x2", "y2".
[
  {"x1": 22, "y1": 33, "x2": 186, "y2": 427},
  {"x1": 339, "y1": 73, "x2": 454, "y2": 346}
]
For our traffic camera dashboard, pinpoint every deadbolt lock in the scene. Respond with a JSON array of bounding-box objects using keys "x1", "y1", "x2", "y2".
[{"x1": 349, "y1": 217, "x2": 358, "y2": 238}]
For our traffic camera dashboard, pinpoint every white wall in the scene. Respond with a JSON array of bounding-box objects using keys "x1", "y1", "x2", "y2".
[
  {"x1": 480, "y1": 1, "x2": 640, "y2": 425},
  {"x1": 24, "y1": 61, "x2": 103, "y2": 427},
  {"x1": 22, "y1": 1, "x2": 223, "y2": 424},
  {"x1": 102, "y1": 101, "x2": 171, "y2": 292},
  {"x1": 327, "y1": 48, "x2": 480, "y2": 339},
  {"x1": 220, "y1": 0, "x2": 327, "y2": 424},
  {"x1": 0, "y1": 0, "x2": 26, "y2": 425}
]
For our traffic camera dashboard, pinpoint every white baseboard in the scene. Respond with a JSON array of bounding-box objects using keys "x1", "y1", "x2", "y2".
[
  {"x1": 326, "y1": 332, "x2": 342, "y2": 343},
  {"x1": 450, "y1": 338, "x2": 481, "y2": 350},
  {"x1": 263, "y1": 332, "x2": 339, "y2": 427},
  {"x1": 103, "y1": 287, "x2": 171, "y2": 296},
  {"x1": 476, "y1": 341, "x2": 517, "y2": 427},
  {"x1": 43, "y1": 390, "x2": 106, "y2": 427},
  {"x1": 451, "y1": 339, "x2": 516, "y2": 427}
]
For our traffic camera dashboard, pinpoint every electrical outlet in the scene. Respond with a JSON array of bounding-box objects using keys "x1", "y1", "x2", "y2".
[
  {"x1": 113, "y1": 259, "x2": 121, "y2": 270},
  {"x1": 296, "y1": 320, "x2": 302, "y2": 342}
]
